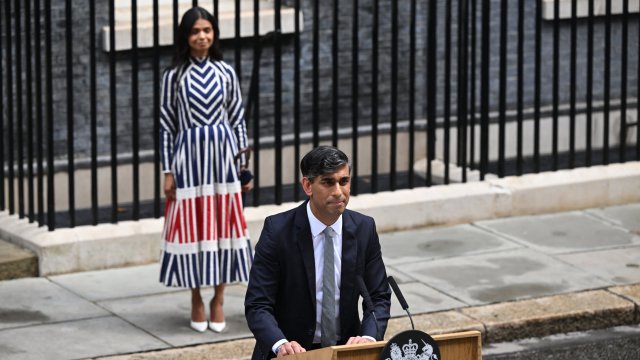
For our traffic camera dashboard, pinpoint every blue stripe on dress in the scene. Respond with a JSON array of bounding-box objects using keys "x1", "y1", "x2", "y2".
[
  {"x1": 159, "y1": 247, "x2": 252, "y2": 287},
  {"x1": 205, "y1": 251, "x2": 211, "y2": 285}
]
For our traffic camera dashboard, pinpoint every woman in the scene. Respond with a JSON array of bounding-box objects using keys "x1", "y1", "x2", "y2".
[{"x1": 159, "y1": 6, "x2": 253, "y2": 333}]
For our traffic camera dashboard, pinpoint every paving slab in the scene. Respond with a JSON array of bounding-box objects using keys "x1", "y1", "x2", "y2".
[
  {"x1": 394, "y1": 248, "x2": 611, "y2": 305},
  {"x1": 0, "y1": 316, "x2": 168, "y2": 360},
  {"x1": 0, "y1": 278, "x2": 109, "y2": 330},
  {"x1": 385, "y1": 266, "x2": 416, "y2": 284},
  {"x1": 49, "y1": 263, "x2": 179, "y2": 301},
  {"x1": 98, "y1": 284, "x2": 251, "y2": 347},
  {"x1": 385, "y1": 280, "x2": 466, "y2": 317},
  {"x1": 380, "y1": 224, "x2": 520, "y2": 266},
  {"x1": 557, "y1": 246, "x2": 640, "y2": 285},
  {"x1": 476, "y1": 211, "x2": 640, "y2": 254},
  {"x1": 587, "y1": 203, "x2": 640, "y2": 234},
  {"x1": 460, "y1": 290, "x2": 637, "y2": 343}
]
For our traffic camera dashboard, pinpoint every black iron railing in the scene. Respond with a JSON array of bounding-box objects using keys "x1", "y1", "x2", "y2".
[{"x1": 0, "y1": 0, "x2": 639, "y2": 230}]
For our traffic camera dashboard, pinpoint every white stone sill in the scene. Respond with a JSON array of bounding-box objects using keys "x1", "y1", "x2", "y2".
[
  {"x1": 542, "y1": 0, "x2": 639, "y2": 20},
  {"x1": 102, "y1": 4, "x2": 301, "y2": 52}
]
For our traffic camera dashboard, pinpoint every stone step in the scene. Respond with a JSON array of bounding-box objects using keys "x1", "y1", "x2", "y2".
[{"x1": 0, "y1": 239, "x2": 38, "y2": 280}]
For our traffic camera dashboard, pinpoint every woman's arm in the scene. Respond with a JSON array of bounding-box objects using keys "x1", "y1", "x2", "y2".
[
  {"x1": 159, "y1": 68, "x2": 178, "y2": 173},
  {"x1": 223, "y1": 63, "x2": 249, "y2": 168}
]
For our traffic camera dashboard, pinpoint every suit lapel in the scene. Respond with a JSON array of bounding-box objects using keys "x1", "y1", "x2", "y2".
[{"x1": 295, "y1": 201, "x2": 317, "y2": 307}]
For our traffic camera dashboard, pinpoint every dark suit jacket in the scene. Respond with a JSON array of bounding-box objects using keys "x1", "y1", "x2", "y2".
[{"x1": 244, "y1": 201, "x2": 391, "y2": 360}]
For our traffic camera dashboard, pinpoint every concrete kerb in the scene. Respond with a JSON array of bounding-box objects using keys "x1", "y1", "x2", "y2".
[
  {"x1": 0, "y1": 161, "x2": 639, "y2": 276},
  {"x1": 96, "y1": 283, "x2": 640, "y2": 360},
  {"x1": 460, "y1": 289, "x2": 638, "y2": 343},
  {"x1": 609, "y1": 284, "x2": 640, "y2": 323}
]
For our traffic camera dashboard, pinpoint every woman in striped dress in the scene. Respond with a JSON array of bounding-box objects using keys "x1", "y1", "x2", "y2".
[{"x1": 159, "y1": 6, "x2": 253, "y2": 333}]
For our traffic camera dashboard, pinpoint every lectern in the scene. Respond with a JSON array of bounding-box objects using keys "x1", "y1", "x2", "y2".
[{"x1": 285, "y1": 330, "x2": 482, "y2": 360}]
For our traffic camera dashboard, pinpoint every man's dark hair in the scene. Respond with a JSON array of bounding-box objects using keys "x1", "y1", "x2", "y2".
[{"x1": 300, "y1": 146, "x2": 351, "y2": 181}]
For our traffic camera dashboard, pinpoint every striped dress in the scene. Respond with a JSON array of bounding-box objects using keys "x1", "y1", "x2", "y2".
[{"x1": 158, "y1": 56, "x2": 252, "y2": 288}]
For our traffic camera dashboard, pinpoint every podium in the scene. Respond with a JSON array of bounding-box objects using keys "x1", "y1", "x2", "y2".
[{"x1": 286, "y1": 330, "x2": 482, "y2": 359}]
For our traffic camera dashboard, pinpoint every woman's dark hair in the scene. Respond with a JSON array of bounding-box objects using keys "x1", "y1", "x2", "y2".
[
  {"x1": 171, "y1": 6, "x2": 223, "y2": 69},
  {"x1": 300, "y1": 146, "x2": 351, "y2": 182}
]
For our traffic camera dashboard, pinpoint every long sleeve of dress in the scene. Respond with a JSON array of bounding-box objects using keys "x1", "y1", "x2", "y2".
[
  {"x1": 223, "y1": 64, "x2": 249, "y2": 167},
  {"x1": 159, "y1": 68, "x2": 178, "y2": 173}
]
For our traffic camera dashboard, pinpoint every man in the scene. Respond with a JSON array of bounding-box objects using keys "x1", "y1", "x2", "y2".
[{"x1": 245, "y1": 146, "x2": 391, "y2": 359}]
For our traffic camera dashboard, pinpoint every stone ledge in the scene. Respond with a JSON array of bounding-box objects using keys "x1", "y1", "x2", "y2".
[
  {"x1": 348, "y1": 181, "x2": 512, "y2": 233},
  {"x1": 0, "y1": 215, "x2": 162, "y2": 276},
  {"x1": 0, "y1": 239, "x2": 38, "y2": 280},
  {"x1": 488, "y1": 162, "x2": 640, "y2": 217}
]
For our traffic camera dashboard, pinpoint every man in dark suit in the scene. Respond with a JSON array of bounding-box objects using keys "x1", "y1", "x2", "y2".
[{"x1": 245, "y1": 146, "x2": 391, "y2": 359}]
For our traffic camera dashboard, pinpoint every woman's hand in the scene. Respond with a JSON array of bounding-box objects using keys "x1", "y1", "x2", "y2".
[
  {"x1": 164, "y1": 173, "x2": 176, "y2": 201},
  {"x1": 241, "y1": 179, "x2": 253, "y2": 193},
  {"x1": 240, "y1": 167, "x2": 254, "y2": 193}
]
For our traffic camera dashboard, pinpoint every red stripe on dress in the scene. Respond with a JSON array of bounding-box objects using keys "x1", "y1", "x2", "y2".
[
  {"x1": 195, "y1": 196, "x2": 204, "y2": 242},
  {"x1": 187, "y1": 198, "x2": 196, "y2": 243},
  {"x1": 164, "y1": 191, "x2": 250, "y2": 244}
]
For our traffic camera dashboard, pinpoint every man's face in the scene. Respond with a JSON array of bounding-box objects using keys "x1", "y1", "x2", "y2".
[{"x1": 302, "y1": 164, "x2": 351, "y2": 225}]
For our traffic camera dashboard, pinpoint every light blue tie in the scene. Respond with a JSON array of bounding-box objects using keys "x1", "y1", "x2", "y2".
[{"x1": 321, "y1": 227, "x2": 337, "y2": 347}]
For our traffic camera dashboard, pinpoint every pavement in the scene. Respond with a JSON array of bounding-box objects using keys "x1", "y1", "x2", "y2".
[{"x1": 0, "y1": 201, "x2": 638, "y2": 360}]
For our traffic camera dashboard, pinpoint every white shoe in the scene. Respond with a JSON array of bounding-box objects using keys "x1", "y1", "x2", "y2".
[
  {"x1": 208, "y1": 321, "x2": 226, "y2": 333},
  {"x1": 190, "y1": 320, "x2": 208, "y2": 332}
]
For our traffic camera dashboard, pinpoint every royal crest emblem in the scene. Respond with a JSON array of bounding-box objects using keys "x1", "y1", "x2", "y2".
[{"x1": 380, "y1": 330, "x2": 440, "y2": 360}]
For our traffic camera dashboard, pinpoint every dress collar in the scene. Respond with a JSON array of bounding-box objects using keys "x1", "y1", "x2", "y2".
[{"x1": 190, "y1": 56, "x2": 209, "y2": 65}]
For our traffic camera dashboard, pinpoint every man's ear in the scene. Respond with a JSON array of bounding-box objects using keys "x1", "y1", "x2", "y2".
[{"x1": 301, "y1": 177, "x2": 313, "y2": 196}]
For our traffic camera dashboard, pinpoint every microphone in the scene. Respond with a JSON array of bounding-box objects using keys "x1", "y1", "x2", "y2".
[
  {"x1": 388, "y1": 276, "x2": 415, "y2": 330},
  {"x1": 357, "y1": 276, "x2": 380, "y2": 341}
]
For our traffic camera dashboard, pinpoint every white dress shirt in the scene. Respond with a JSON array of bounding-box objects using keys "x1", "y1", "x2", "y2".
[
  {"x1": 307, "y1": 202, "x2": 343, "y2": 344},
  {"x1": 271, "y1": 203, "x2": 343, "y2": 354}
]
